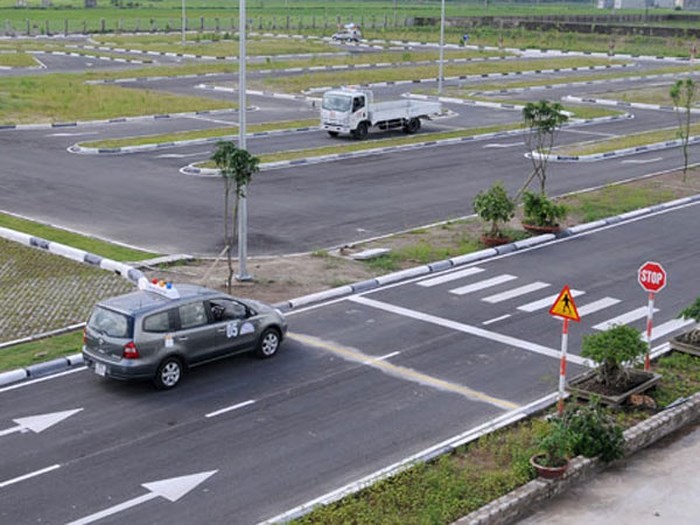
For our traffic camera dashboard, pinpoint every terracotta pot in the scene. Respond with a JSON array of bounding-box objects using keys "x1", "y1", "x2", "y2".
[
  {"x1": 480, "y1": 234, "x2": 512, "y2": 248},
  {"x1": 530, "y1": 454, "x2": 569, "y2": 480},
  {"x1": 522, "y1": 223, "x2": 561, "y2": 235}
]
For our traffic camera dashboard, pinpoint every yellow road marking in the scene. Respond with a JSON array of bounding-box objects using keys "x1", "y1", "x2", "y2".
[{"x1": 289, "y1": 333, "x2": 519, "y2": 411}]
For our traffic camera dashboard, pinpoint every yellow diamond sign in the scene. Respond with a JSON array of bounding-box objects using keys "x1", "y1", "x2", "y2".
[{"x1": 549, "y1": 285, "x2": 581, "y2": 322}]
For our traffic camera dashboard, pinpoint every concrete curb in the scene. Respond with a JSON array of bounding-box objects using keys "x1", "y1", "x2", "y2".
[
  {"x1": 29, "y1": 49, "x2": 152, "y2": 64},
  {"x1": 455, "y1": 391, "x2": 700, "y2": 525},
  {"x1": 563, "y1": 95, "x2": 700, "y2": 115},
  {"x1": 0, "y1": 353, "x2": 83, "y2": 387}
]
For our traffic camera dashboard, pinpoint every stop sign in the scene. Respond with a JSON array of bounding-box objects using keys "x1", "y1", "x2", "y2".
[{"x1": 638, "y1": 261, "x2": 667, "y2": 293}]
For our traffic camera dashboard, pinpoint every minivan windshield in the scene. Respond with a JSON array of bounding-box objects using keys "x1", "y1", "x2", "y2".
[
  {"x1": 322, "y1": 94, "x2": 352, "y2": 112},
  {"x1": 88, "y1": 306, "x2": 132, "y2": 338}
]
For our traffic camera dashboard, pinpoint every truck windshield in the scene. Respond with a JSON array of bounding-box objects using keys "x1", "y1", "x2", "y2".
[{"x1": 322, "y1": 94, "x2": 352, "y2": 112}]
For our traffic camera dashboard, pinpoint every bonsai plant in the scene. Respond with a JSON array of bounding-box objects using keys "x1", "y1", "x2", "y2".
[
  {"x1": 530, "y1": 417, "x2": 572, "y2": 479},
  {"x1": 521, "y1": 190, "x2": 567, "y2": 233},
  {"x1": 569, "y1": 324, "x2": 661, "y2": 405},
  {"x1": 472, "y1": 181, "x2": 516, "y2": 246},
  {"x1": 671, "y1": 296, "x2": 700, "y2": 356}
]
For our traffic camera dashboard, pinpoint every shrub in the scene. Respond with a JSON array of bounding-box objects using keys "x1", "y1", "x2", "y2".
[
  {"x1": 472, "y1": 182, "x2": 515, "y2": 238},
  {"x1": 581, "y1": 325, "x2": 647, "y2": 388},
  {"x1": 563, "y1": 400, "x2": 624, "y2": 462},
  {"x1": 522, "y1": 190, "x2": 567, "y2": 227},
  {"x1": 679, "y1": 296, "x2": 700, "y2": 344},
  {"x1": 535, "y1": 418, "x2": 571, "y2": 468}
]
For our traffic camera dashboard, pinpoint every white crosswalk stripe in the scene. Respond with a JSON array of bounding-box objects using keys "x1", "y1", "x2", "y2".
[
  {"x1": 518, "y1": 290, "x2": 585, "y2": 312},
  {"x1": 449, "y1": 274, "x2": 517, "y2": 296},
  {"x1": 417, "y1": 267, "x2": 485, "y2": 287},
  {"x1": 592, "y1": 306, "x2": 657, "y2": 331},
  {"x1": 650, "y1": 318, "x2": 695, "y2": 341},
  {"x1": 482, "y1": 282, "x2": 550, "y2": 304},
  {"x1": 576, "y1": 297, "x2": 621, "y2": 316}
]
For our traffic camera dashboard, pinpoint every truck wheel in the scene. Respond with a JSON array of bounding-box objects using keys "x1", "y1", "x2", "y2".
[
  {"x1": 352, "y1": 122, "x2": 369, "y2": 140},
  {"x1": 403, "y1": 118, "x2": 421, "y2": 134},
  {"x1": 327, "y1": 131, "x2": 339, "y2": 138}
]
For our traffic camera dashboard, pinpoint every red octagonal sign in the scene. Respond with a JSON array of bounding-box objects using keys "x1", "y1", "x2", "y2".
[{"x1": 638, "y1": 261, "x2": 667, "y2": 293}]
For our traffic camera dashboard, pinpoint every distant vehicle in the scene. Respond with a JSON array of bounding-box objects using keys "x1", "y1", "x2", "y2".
[
  {"x1": 331, "y1": 22, "x2": 362, "y2": 43},
  {"x1": 82, "y1": 281, "x2": 287, "y2": 390},
  {"x1": 320, "y1": 88, "x2": 442, "y2": 139}
]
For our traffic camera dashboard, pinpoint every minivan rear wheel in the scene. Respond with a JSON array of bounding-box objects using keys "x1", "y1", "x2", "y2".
[
  {"x1": 256, "y1": 329, "x2": 281, "y2": 359},
  {"x1": 154, "y1": 357, "x2": 183, "y2": 390}
]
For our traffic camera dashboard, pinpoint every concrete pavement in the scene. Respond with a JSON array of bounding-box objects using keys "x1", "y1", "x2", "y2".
[{"x1": 518, "y1": 421, "x2": 700, "y2": 525}]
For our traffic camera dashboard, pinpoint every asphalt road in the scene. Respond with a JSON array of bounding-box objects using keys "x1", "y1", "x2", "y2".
[{"x1": 1, "y1": 203, "x2": 698, "y2": 524}]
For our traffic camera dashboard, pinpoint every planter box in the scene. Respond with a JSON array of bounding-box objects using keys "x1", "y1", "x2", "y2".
[
  {"x1": 670, "y1": 334, "x2": 700, "y2": 357},
  {"x1": 566, "y1": 369, "x2": 662, "y2": 407}
]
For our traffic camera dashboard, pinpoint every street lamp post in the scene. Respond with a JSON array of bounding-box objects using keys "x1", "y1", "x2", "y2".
[
  {"x1": 237, "y1": 0, "x2": 251, "y2": 281},
  {"x1": 438, "y1": 0, "x2": 445, "y2": 95}
]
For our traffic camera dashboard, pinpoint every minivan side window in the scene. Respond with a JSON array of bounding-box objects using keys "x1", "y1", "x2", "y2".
[
  {"x1": 143, "y1": 311, "x2": 173, "y2": 333},
  {"x1": 179, "y1": 302, "x2": 208, "y2": 329},
  {"x1": 209, "y1": 299, "x2": 248, "y2": 322}
]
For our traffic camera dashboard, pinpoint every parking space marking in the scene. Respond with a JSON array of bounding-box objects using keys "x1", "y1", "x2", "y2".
[
  {"x1": 205, "y1": 400, "x2": 256, "y2": 419},
  {"x1": 482, "y1": 282, "x2": 550, "y2": 303},
  {"x1": 290, "y1": 333, "x2": 519, "y2": 410},
  {"x1": 349, "y1": 296, "x2": 589, "y2": 366},
  {"x1": 417, "y1": 267, "x2": 485, "y2": 287},
  {"x1": 449, "y1": 274, "x2": 517, "y2": 295}
]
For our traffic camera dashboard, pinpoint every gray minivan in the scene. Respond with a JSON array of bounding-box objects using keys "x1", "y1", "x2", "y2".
[{"x1": 82, "y1": 283, "x2": 287, "y2": 389}]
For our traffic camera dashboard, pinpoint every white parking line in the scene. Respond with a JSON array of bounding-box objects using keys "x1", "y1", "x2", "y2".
[
  {"x1": 518, "y1": 290, "x2": 585, "y2": 312},
  {"x1": 482, "y1": 282, "x2": 550, "y2": 303},
  {"x1": 349, "y1": 296, "x2": 589, "y2": 366},
  {"x1": 205, "y1": 400, "x2": 256, "y2": 419},
  {"x1": 417, "y1": 267, "x2": 484, "y2": 287},
  {"x1": 449, "y1": 274, "x2": 517, "y2": 296}
]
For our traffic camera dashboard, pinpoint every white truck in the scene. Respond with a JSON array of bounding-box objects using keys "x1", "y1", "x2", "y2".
[{"x1": 320, "y1": 88, "x2": 442, "y2": 139}]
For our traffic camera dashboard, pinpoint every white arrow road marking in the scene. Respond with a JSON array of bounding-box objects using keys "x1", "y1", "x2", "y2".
[
  {"x1": 621, "y1": 157, "x2": 663, "y2": 164},
  {"x1": 0, "y1": 464, "x2": 61, "y2": 489},
  {"x1": 0, "y1": 409, "x2": 83, "y2": 437},
  {"x1": 66, "y1": 470, "x2": 218, "y2": 525}
]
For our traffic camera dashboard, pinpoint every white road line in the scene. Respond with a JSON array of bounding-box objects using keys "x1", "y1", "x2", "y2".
[
  {"x1": 482, "y1": 282, "x2": 550, "y2": 303},
  {"x1": 0, "y1": 367, "x2": 85, "y2": 394},
  {"x1": 449, "y1": 274, "x2": 517, "y2": 295},
  {"x1": 576, "y1": 297, "x2": 621, "y2": 316},
  {"x1": 482, "y1": 314, "x2": 511, "y2": 326},
  {"x1": 483, "y1": 142, "x2": 524, "y2": 148},
  {"x1": 651, "y1": 318, "x2": 695, "y2": 341},
  {"x1": 561, "y1": 129, "x2": 619, "y2": 138},
  {"x1": 349, "y1": 296, "x2": 589, "y2": 366},
  {"x1": 518, "y1": 290, "x2": 585, "y2": 312},
  {"x1": 417, "y1": 267, "x2": 484, "y2": 287},
  {"x1": 362, "y1": 351, "x2": 401, "y2": 365},
  {"x1": 205, "y1": 399, "x2": 256, "y2": 419},
  {"x1": 592, "y1": 306, "x2": 658, "y2": 331},
  {"x1": 0, "y1": 464, "x2": 61, "y2": 489}
]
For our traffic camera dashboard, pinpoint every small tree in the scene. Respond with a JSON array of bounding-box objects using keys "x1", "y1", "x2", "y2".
[
  {"x1": 670, "y1": 78, "x2": 697, "y2": 182},
  {"x1": 472, "y1": 181, "x2": 515, "y2": 239},
  {"x1": 679, "y1": 296, "x2": 700, "y2": 345},
  {"x1": 211, "y1": 141, "x2": 259, "y2": 292},
  {"x1": 519, "y1": 100, "x2": 569, "y2": 198},
  {"x1": 581, "y1": 324, "x2": 647, "y2": 389},
  {"x1": 522, "y1": 190, "x2": 567, "y2": 227}
]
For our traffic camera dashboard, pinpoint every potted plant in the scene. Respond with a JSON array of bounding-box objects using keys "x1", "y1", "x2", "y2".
[
  {"x1": 530, "y1": 417, "x2": 571, "y2": 479},
  {"x1": 521, "y1": 190, "x2": 567, "y2": 234},
  {"x1": 670, "y1": 296, "x2": 700, "y2": 356},
  {"x1": 567, "y1": 324, "x2": 662, "y2": 406},
  {"x1": 472, "y1": 181, "x2": 516, "y2": 247}
]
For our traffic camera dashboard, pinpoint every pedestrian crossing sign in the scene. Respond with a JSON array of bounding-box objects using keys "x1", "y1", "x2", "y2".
[{"x1": 549, "y1": 285, "x2": 580, "y2": 322}]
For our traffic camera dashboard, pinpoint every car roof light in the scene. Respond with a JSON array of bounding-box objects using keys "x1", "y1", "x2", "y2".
[{"x1": 137, "y1": 277, "x2": 181, "y2": 299}]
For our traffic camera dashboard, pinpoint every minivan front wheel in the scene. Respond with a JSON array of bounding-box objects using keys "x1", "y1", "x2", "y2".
[
  {"x1": 256, "y1": 329, "x2": 281, "y2": 359},
  {"x1": 154, "y1": 357, "x2": 183, "y2": 390}
]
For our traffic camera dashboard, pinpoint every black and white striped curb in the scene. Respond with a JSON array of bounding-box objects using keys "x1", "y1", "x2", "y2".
[
  {"x1": 0, "y1": 352, "x2": 86, "y2": 386},
  {"x1": 471, "y1": 70, "x2": 700, "y2": 96},
  {"x1": 0, "y1": 108, "x2": 245, "y2": 131},
  {"x1": 272, "y1": 193, "x2": 700, "y2": 313},
  {"x1": 534, "y1": 134, "x2": 700, "y2": 163},
  {"x1": 303, "y1": 63, "x2": 633, "y2": 93},
  {"x1": 28, "y1": 49, "x2": 152, "y2": 64},
  {"x1": 69, "y1": 124, "x2": 319, "y2": 155},
  {"x1": 563, "y1": 94, "x2": 700, "y2": 114}
]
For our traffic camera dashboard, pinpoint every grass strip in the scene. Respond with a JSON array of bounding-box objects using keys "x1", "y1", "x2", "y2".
[
  {"x1": 0, "y1": 213, "x2": 157, "y2": 262},
  {"x1": 0, "y1": 52, "x2": 38, "y2": 67},
  {"x1": 79, "y1": 119, "x2": 319, "y2": 149},
  {"x1": 556, "y1": 123, "x2": 700, "y2": 156},
  {"x1": 0, "y1": 331, "x2": 83, "y2": 373}
]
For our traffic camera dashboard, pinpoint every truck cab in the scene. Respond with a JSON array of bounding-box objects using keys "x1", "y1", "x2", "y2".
[{"x1": 320, "y1": 89, "x2": 372, "y2": 138}]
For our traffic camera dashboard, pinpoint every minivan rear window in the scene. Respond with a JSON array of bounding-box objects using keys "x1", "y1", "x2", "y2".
[{"x1": 88, "y1": 306, "x2": 132, "y2": 338}]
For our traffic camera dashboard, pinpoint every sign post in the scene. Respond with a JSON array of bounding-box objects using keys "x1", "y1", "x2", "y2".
[
  {"x1": 549, "y1": 285, "x2": 581, "y2": 416},
  {"x1": 638, "y1": 261, "x2": 667, "y2": 370}
]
